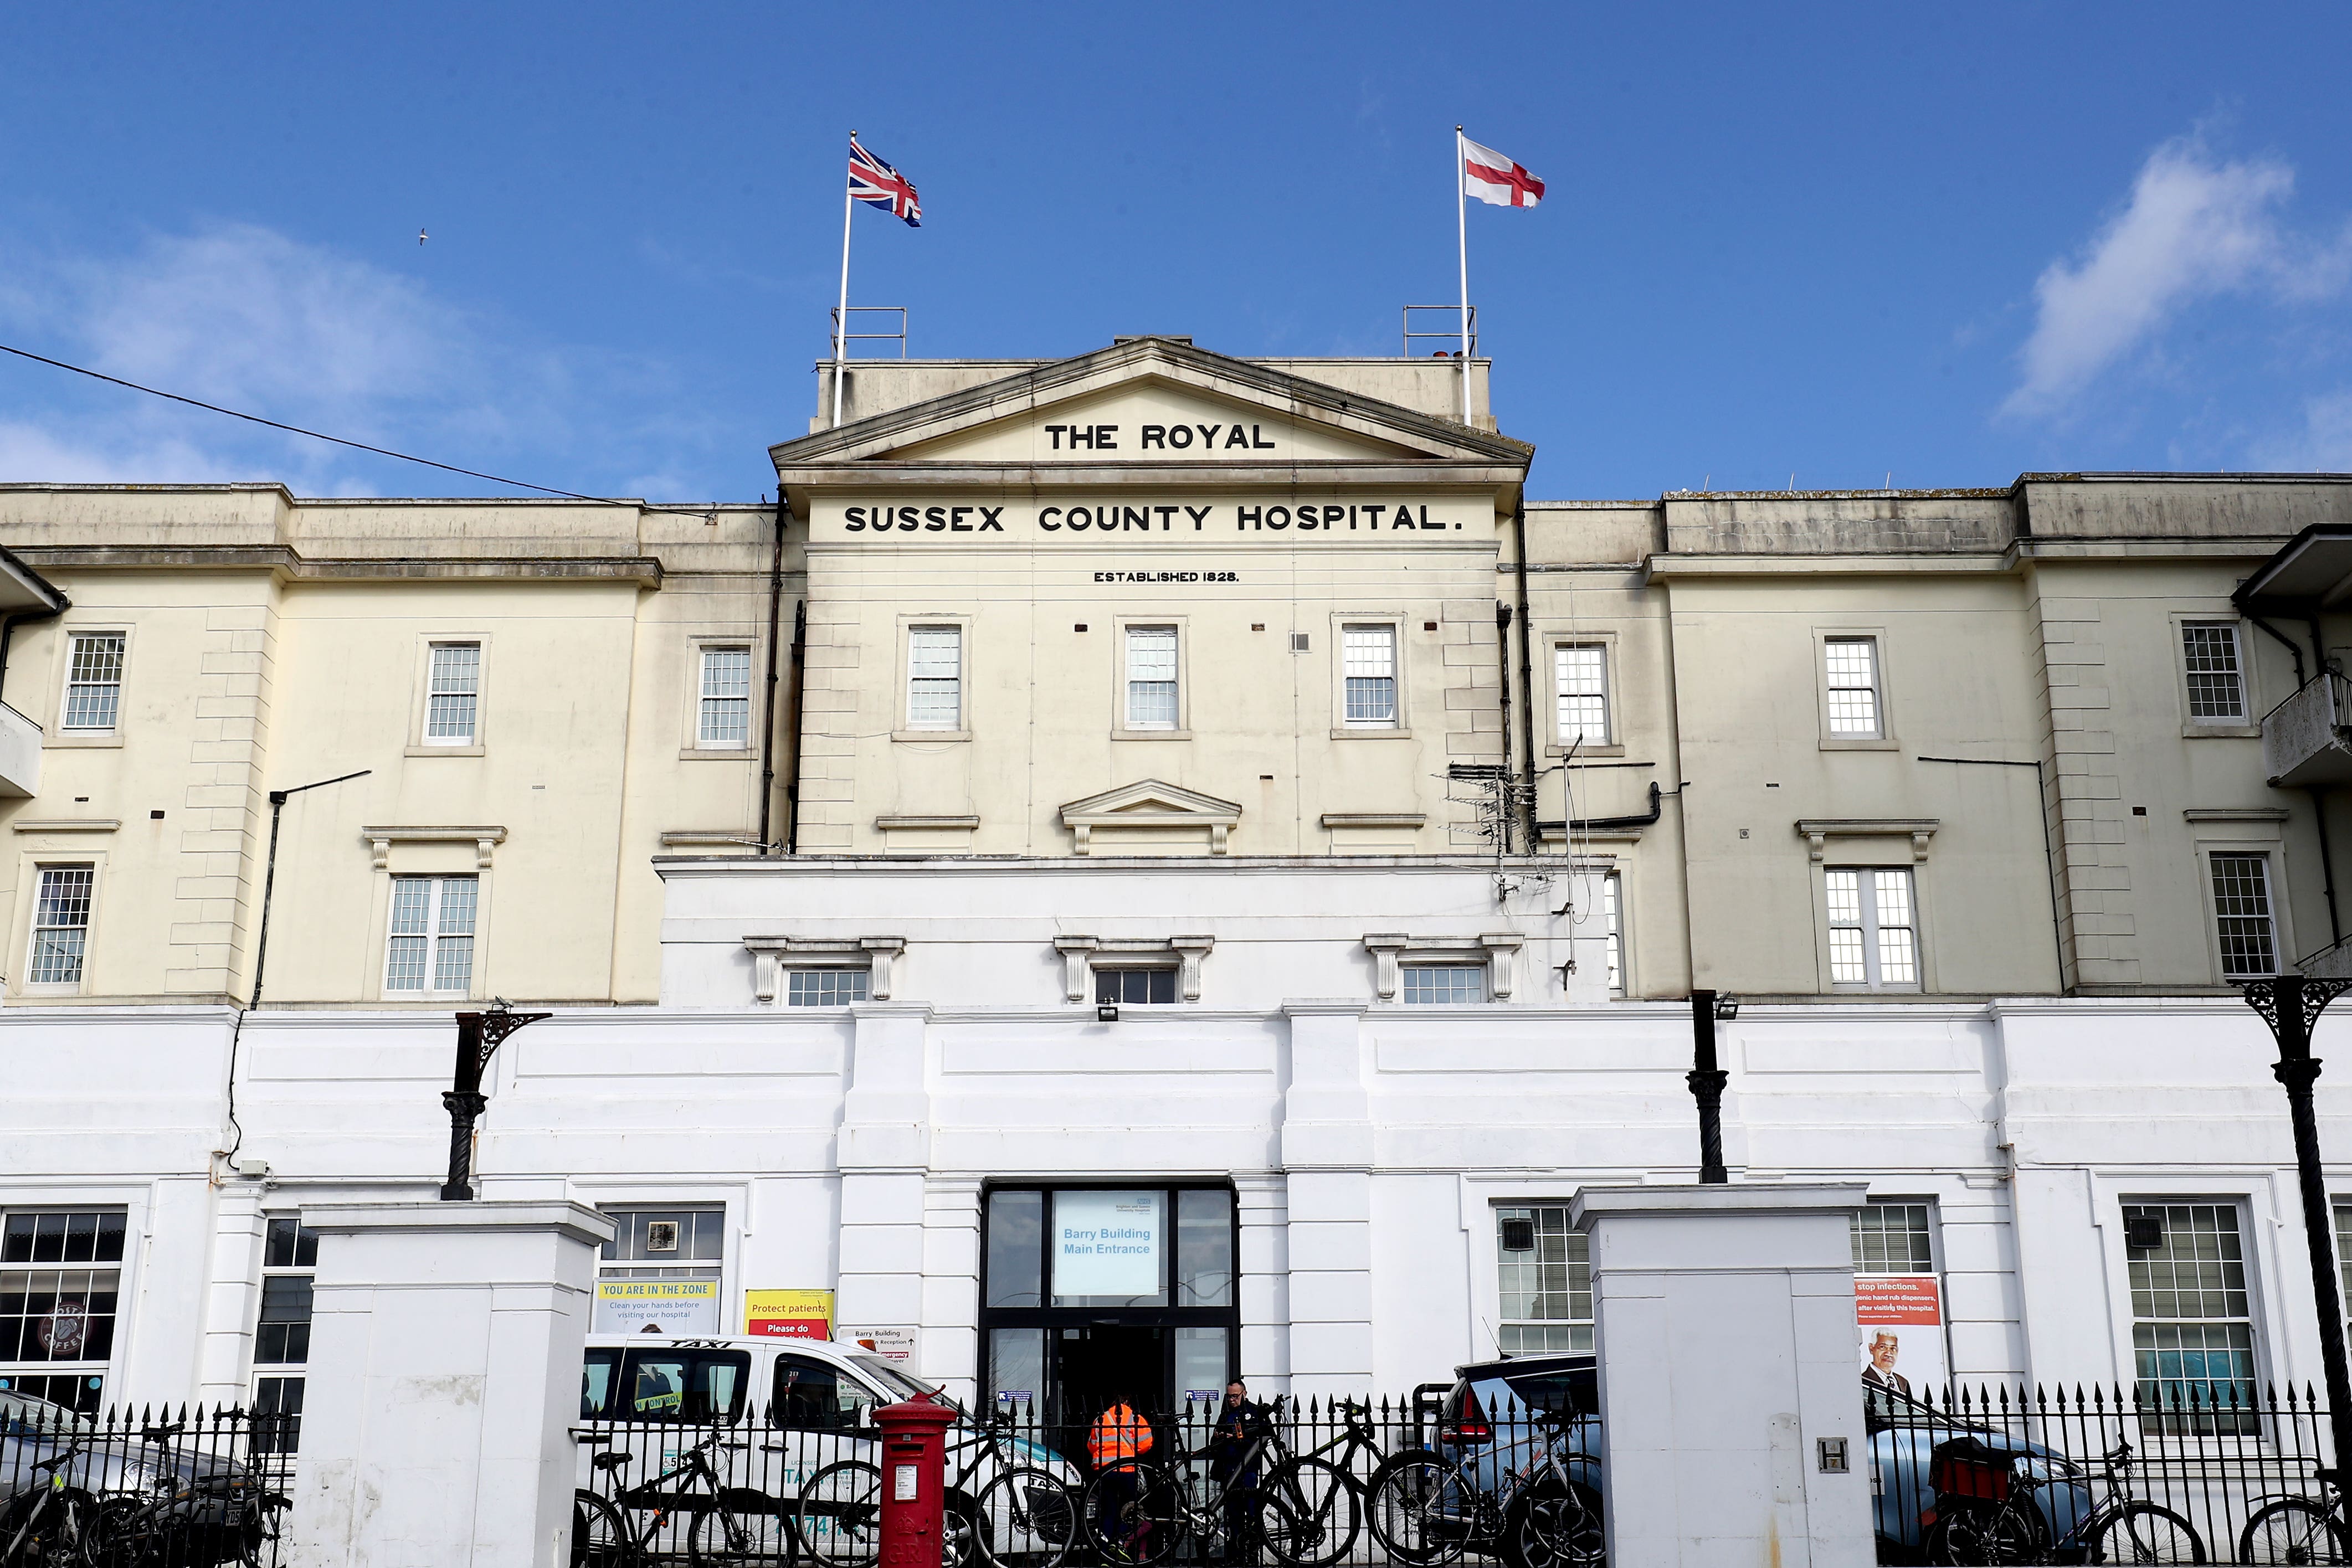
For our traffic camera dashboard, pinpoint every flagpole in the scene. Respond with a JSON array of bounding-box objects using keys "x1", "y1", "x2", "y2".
[
  {"x1": 1455, "y1": 125, "x2": 1472, "y2": 425},
  {"x1": 832, "y1": 131, "x2": 856, "y2": 429}
]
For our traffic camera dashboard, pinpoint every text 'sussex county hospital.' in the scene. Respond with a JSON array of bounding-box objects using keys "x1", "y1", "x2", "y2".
[{"x1": 0, "y1": 336, "x2": 2347, "y2": 1421}]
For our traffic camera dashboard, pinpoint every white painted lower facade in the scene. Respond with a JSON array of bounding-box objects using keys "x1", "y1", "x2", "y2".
[{"x1": 3, "y1": 857, "x2": 2346, "y2": 1417}]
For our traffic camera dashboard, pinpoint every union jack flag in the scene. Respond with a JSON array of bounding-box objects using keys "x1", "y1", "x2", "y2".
[{"x1": 849, "y1": 137, "x2": 921, "y2": 227}]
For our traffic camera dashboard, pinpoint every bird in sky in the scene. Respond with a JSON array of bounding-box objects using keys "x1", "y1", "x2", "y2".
[{"x1": 418, "y1": 227, "x2": 428, "y2": 246}]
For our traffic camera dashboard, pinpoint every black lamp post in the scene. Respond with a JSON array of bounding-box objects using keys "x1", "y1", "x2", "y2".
[
  {"x1": 1688, "y1": 989, "x2": 1739, "y2": 1185},
  {"x1": 440, "y1": 1000, "x2": 552, "y2": 1201},
  {"x1": 2241, "y1": 971, "x2": 2352, "y2": 1477}
]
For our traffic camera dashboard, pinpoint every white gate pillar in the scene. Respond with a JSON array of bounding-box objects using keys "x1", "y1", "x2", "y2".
[
  {"x1": 289, "y1": 1200, "x2": 614, "y2": 1568},
  {"x1": 1573, "y1": 1184, "x2": 1873, "y2": 1568}
]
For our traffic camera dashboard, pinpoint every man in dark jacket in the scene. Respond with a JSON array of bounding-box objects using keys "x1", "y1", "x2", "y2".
[{"x1": 1210, "y1": 1381, "x2": 1273, "y2": 1563}]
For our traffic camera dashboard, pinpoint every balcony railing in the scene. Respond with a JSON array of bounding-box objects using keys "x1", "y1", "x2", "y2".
[
  {"x1": 0, "y1": 698, "x2": 39, "y2": 798},
  {"x1": 2262, "y1": 670, "x2": 2352, "y2": 788}
]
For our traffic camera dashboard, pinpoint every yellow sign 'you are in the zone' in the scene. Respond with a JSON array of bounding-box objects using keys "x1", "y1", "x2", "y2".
[
  {"x1": 592, "y1": 1279, "x2": 720, "y2": 1335},
  {"x1": 745, "y1": 1288, "x2": 835, "y2": 1340}
]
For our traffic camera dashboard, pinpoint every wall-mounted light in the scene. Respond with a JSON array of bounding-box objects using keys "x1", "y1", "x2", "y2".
[
  {"x1": 1097, "y1": 1004, "x2": 1119, "y2": 1023},
  {"x1": 1714, "y1": 994, "x2": 1741, "y2": 1021}
]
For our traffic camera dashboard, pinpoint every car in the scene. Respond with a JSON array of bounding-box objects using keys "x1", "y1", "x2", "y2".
[
  {"x1": 0, "y1": 1392, "x2": 285, "y2": 1567},
  {"x1": 1862, "y1": 1381, "x2": 2092, "y2": 1562},
  {"x1": 577, "y1": 1334, "x2": 1081, "y2": 1564},
  {"x1": 1427, "y1": 1353, "x2": 1606, "y2": 1568}
]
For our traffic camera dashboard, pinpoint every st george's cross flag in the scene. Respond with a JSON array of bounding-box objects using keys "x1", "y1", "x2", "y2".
[
  {"x1": 849, "y1": 136, "x2": 921, "y2": 226},
  {"x1": 1462, "y1": 138, "x2": 1545, "y2": 209}
]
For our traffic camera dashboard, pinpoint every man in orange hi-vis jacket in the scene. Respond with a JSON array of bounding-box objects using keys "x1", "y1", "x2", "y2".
[{"x1": 1089, "y1": 1399, "x2": 1157, "y2": 1560}]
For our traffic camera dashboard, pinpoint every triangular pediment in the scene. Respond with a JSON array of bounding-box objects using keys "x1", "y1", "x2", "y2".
[
  {"x1": 772, "y1": 337, "x2": 1531, "y2": 472},
  {"x1": 1060, "y1": 778, "x2": 1243, "y2": 823}
]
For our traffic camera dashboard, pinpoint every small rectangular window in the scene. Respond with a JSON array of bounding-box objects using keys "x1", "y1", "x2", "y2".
[
  {"x1": 1095, "y1": 966, "x2": 1177, "y2": 1005},
  {"x1": 1342, "y1": 625, "x2": 1398, "y2": 726},
  {"x1": 2181, "y1": 623, "x2": 2247, "y2": 722},
  {"x1": 1851, "y1": 1202, "x2": 1936, "y2": 1273},
  {"x1": 1824, "y1": 637, "x2": 1882, "y2": 737},
  {"x1": 27, "y1": 866, "x2": 94, "y2": 986},
  {"x1": 2211, "y1": 853, "x2": 2277, "y2": 978},
  {"x1": 60, "y1": 633, "x2": 126, "y2": 732},
  {"x1": 1600, "y1": 871, "x2": 1624, "y2": 998},
  {"x1": 384, "y1": 874, "x2": 477, "y2": 994},
  {"x1": 1555, "y1": 645, "x2": 1609, "y2": 745},
  {"x1": 2125, "y1": 1201, "x2": 2258, "y2": 1433},
  {"x1": 1126, "y1": 626, "x2": 1179, "y2": 729},
  {"x1": 425, "y1": 642, "x2": 481, "y2": 744},
  {"x1": 1401, "y1": 964, "x2": 1486, "y2": 1004},
  {"x1": 1496, "y1": 1205, "x2": 1591, "y2": 1354},
  {"x1": 785, "y1": 968, "x2": 869, "y2": 1006},
  {"x1": 254, "y1": 1215, "x2": 321, "y2": 1449},
  {"x1": 698, "y1": 646, "x2": 753, "y2": 747},
  {"x1": 1826, "y1": 867, "x2": 1919, "y2": 990},
  {"x1": 907, "y1": 626, "x2": 962, "y2": 730}
]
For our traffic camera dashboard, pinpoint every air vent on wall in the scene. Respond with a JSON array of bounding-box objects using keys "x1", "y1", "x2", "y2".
[{"x1": 1290, "y1": 633, "x2": 1311, "y2": 652}]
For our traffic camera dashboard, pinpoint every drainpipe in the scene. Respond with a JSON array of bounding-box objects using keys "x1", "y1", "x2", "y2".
[
  {"x1": 2312, "y1": 786, "x2": 2343, "y2": 949},
  {"x1": 757, "y1": 502, "x2": 786, "y2": 852},
  {"x1": 1494, "y1": 601, "x2": 1517, "y2": 853},
  {"x1": 783, "y1": 600, "x2": 807, "y2": 855},
  {"x1": 1511, "y1": 501, "x2": 1538, "y2": 853},
  {"x1": 2243, "y1": 612, "x2": 2307, "y2": 688}
]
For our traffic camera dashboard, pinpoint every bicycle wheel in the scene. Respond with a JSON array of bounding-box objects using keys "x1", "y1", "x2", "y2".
[
  {"x1": 795, "y1": 1459, "x2": 882, "y2": 1568},
  {"x1": 1367, "y1": 1451, "x2": 1470, "y2": 1567},
  {"x1": 2088, "y1": 1503, "x2": 2205, "y2": 1565},
  {"x1": 1923, "y1": 1499, "x2": 2046, "y2": 1566},
  {"x1": 572, "y1": 1491, "x2": 638, "y2": 1568},
  {"x1": 1258, "y1": 1458, "x2": 1362, "y2": 1568},
  {"x1": 973, "y1": 1467, "x2": 1079, "y2": 1568},
  {"x1": 86, "y1": 1494, "x2": 147, "y2": 1568},
  {"x1": 1506, "y1": 1476, "x2": 1604, "y2": 1568},
  {"x1": 1081, "y1": 1460, "x2": 1183, "y2": 1568},
  {"x1": 690, "y1": 1493, "x2": 793, "y2": 1567},
  {"x1": 2242, "y1": 1499, "x2": 2348, "y2": 1566},
  {"x1": 20, "y1": 1489, "x2": 101, "y2": 1568}
]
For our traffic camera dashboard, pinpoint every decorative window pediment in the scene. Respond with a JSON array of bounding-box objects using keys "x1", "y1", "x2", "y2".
[
  {"x1": 1362, "y1": 932, "x2": 1526, "y2": 1001},
  {"x1": 741, "y1": 935, "x2": 906, "y2": 1004},
  {"x1": 1059, "y1": 778, "x2": 1243, "y2": 856}
]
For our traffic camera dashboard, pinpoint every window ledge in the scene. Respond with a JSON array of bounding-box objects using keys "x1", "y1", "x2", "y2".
[
  {"x1": 2182, "y1": 724, "x2": 2261, "y2": 740},
  {"x1": 44, "y1": 732, "x2": 122, "y2": 749},
  {"x1": 892, "y1": 729, "x2": 971, "y2": 743},
  {"x1": 405, "y1": 744, "x2": 484, "y2": 758},
  {"x1": 11, "y1": 819, "x2": 120, "y2": 834},
  {"x1": 680, "y1": 747, "x2": 757, "y2": 761},
  {"x1": 361, "y1": 825, "x2": 508, "y2": 870},
  {"x1": 1112, "y1": 728, "x2": 1192, "y2": 741},
  {"x1": 1819, "y1": 737, "x2": 1899, "y2": 751},
  {"x1": 1545, "y1": 742, "x2": 1624, "y2": 757},
  {"x1": 1332, "y1": 726, "x2": 1413, "y2": 740}
]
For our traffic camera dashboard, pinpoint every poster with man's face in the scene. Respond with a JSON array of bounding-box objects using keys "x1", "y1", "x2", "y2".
[{"x1": 1855, "y1": 1276, "x2": 1948, "y2": 1397}]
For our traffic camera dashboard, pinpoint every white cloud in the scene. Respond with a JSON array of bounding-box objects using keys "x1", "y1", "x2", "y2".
[
  {"x1": 2252, "y1": 389, "x2": 2352, "y2": 471},
  {"x1": 2003, "y1": 135, "x2": 2352, "y2": 418},
  {"x1": 0, "y1": 420, "x2": 245, "y2": 486}
]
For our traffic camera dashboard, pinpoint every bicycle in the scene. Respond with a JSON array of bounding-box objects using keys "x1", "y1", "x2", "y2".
[
  {"x1": 84, "y1": 1420, "x2": 291, "y2": 1568},
  {"x1": 793, "y1": 1411, "x2": 1080, "y2": 1568},
  {"x1": 1081, "y1": 1404, "x2": 1359, "y2": 1568},
  {"x1": 2239, "y1": 1466, "x2": 2347, "y2": 1565},
  {"x1": 1922, "y1": 1440, "x2": 2204, "y2": 1566},
  {"x1": 1, "y1": 1439, "x2": 98, "y2": 1568},
  {"x1": 573, "y1": 1426, "x2": 789, "y2": 1567},
  {"x1": 1365, "y1": 1409, "x2": 1603, "y2": 1568}
]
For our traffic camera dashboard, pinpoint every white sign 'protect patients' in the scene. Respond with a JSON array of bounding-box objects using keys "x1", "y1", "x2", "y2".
[{"x1": 1056, "y1": 1191, "x2": 1163, "y2": 1298}]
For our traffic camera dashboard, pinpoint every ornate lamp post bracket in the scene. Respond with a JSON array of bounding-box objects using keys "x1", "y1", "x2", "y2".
[{"x1": 440, "y1": 1001, "x2": 553, "y2": 1202}]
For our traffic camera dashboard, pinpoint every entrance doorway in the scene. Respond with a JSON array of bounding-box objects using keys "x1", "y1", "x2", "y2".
[{"x1": 980, "y1": 1184, "x2": 1238, "y2": 1418}]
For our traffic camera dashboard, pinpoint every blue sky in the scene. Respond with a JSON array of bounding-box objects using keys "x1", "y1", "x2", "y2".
[{"x1": 2, "y1": 1, "x2": 2348, "y2": 501}]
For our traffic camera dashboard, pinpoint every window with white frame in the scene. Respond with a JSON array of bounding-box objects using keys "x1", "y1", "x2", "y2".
[
  {"x1": 1401, "y1": 963, "x2": 1487, "y2": 1004},
  {"x1": 2337, "y1": 1203, "x2": 2352, "y2": 1346},
  {"x1": 2210, "y1": 853, "x2": 2278, "y2": 978},
  {"x1": 60, "y1": 633, "x2": 126, "y2": 732},
  {"x1": 1342, "y1": 625, "x2": 1399, "y2": 727},
  {"x1": 384, "y1": 874, "x2": 477, "y2": 994},
  {"x1": 1096, "y1": 965, "x2": 1177, "y2": 1005},
  {"x1": 0, "y1": 1208, "x2": 127, "y2": 1416},
  {"x1": 594, "y1": 1206, "x2": 725, "y2": 1334},
  {"x1": 1125, "y1": 625, "x2": 1179, "y2": 729},
  {"x1": 1555, "y1": 644, "x2": 1609, "y2": 746},
  {"x1": 784, "y1": 968, "x2": 869, "y2": 1006},
  {"x1": 2124, "y1": 1201, "x2": 2258, "y2": 1433},
  {"x1": 252, "y1": 1217, "x2": 319, "y2": 1455},
  {"x1": 1851, "y1": 1201, "x2": 1936, "y2": 1273},
  {"x1": 1826, "y1": 867, "x2": 1919, "y2": 990},
  {"x1": 26, "y1": 866, "x2": 94, "y2": 988},
  {"x1": 906, "y1": 625, "x2": 962, "y2": 730},
  {"x1": 2180, "y1": 623, "x2": 2248, "y2": 723},
  {"x1": 424, "y1": 642, "x2": 481, "y2": 744},
  {"x1": 1823, "y1": 636, "x2": 1883, "y2": 737},
  {"x1": 697, "y1": 646, "x2": 753, "y2": 748},
  {"x1": 1600, "y1": 871, "x2": 1624, "y2": 997},
  {"x1": 1496, "y1": 1206, "x2": 1591, "y2": 1354}
]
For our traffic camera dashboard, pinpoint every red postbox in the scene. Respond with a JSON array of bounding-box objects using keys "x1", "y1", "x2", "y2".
[{"x1": 876, "y1": 1395, "x2": 959, "y2": 1568}]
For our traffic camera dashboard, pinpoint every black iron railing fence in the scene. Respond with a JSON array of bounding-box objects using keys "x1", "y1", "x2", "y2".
[
  {"x1": 1869, "y1": 1382, "x2": 2340, "y2": 1564},
  {"x1": 0, "y1": 1399, "x2": 291, "y2": 1567}
]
